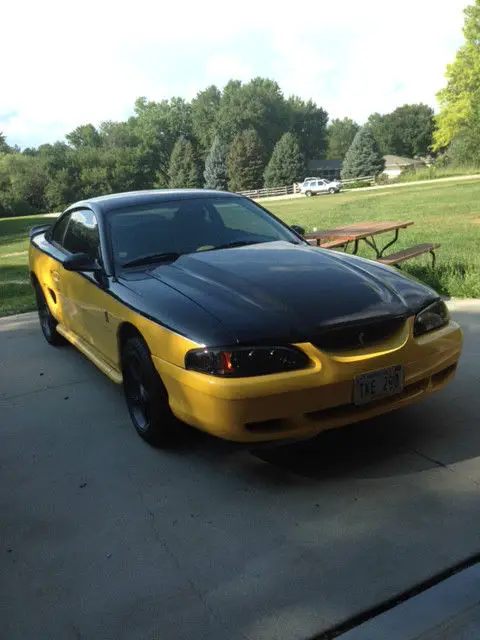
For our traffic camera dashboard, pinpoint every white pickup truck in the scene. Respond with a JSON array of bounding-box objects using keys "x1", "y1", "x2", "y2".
[{"x1": 299, "y1": 177, "x2": 341, "y2": 196}]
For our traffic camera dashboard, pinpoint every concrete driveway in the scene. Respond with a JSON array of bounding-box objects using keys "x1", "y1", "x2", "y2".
[{"x1": 1, "y1": 301, "x2": 480, "y2": 640}]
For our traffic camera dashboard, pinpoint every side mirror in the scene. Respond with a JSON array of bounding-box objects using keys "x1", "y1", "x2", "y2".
[
  {"x1": 291, "y1": 224, "x2": 306, "y2": 237},
  {"x1": 63, "y1": 252, "x2": 100, "y2": 272}
]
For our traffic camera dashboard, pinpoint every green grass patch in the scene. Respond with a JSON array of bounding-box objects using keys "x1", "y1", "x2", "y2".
[
  {"x1": 268, "y1": 179, "x2": 480, "y2": 298},
  {"x1": 0, "y1": 215, "x2": 54, "y2": 316}
]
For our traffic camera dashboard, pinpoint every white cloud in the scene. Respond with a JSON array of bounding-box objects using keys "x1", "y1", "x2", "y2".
[{"x1": 1, "y1": 0, "x2": 468, "y2": 147}]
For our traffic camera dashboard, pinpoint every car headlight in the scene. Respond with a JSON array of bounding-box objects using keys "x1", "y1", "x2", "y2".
[
  {"x1": 185, "y1": 346, "x2": 310, "y2": 377},
  {"x1": 414, "y1": 299, "x2": 450, "y2": 337}
]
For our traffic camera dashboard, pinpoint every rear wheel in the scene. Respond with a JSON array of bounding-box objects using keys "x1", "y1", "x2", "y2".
[
  {"x1": 122, "y1": 336, "x2": 178, "y2": 446},
  {"x1": 34, "y1": 282, "x2": 65, "y2": 346}
]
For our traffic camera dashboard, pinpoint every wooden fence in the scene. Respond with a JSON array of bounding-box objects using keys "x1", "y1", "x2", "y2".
[
  {"x1": 339, "y1": 175, "x2": 375, "y2": 187},
  {"x1": 237, "y1": 185, "x2": 296, "y2": 199}
]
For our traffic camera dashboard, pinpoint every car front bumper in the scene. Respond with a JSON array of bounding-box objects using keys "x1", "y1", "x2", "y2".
[{"x1": 153, "y1": 319, "x2": 463, "y2": 443}]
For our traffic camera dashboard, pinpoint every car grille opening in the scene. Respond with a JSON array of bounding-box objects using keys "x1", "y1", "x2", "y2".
[
  {"x1": 245, "y1": 419, "x2": 285, "y2": 433},
  {"x1": 311, "y1": 317, "x2": 406, "y2": 352},
  {"x1": 431, "y1": 363, "x2": 457, "y2": 386}
]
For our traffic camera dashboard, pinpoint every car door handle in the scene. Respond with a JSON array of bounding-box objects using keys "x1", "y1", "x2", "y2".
[{"x1": 51, "y1": 270, "x2": 60, "y2": 283}]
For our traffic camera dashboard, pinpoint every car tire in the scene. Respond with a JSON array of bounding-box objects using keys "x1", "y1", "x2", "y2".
[
  {"x1": 34, "y1": 281, "x2": 65, "y2": 346},
  {"x1": 305, "y1": 190, "x2": 313, "y2": 197},
  {"x1": 329, "y1": 187, "x2": 336, "y2": 194},
  {"x1": 122, "y1": 336, "x2": 178, "y2": 446}
]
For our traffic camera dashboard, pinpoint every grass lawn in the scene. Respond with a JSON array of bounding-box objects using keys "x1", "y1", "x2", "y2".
[
  {"x1": 0, "y1": 215, "x2": 53, "y2": 316},
  {"x1": 267, "y1": 179, "x2": 480, "y2": 299},
  {"x1": 0, "y1": 179, "x2": 479, "y2": 317}
]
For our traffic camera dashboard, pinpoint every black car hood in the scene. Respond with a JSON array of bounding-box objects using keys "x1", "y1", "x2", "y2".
[{"x1": 123, "y1": 241, "x2": 438, "y2": 345}]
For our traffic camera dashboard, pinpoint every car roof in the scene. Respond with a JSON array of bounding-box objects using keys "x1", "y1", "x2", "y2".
[{"x1": 66, "y1": 189, "x2": 242, "y2": 214}]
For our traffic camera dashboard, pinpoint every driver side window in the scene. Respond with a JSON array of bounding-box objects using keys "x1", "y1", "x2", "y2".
[
  {"x1": 51, "y1": 213, "x2": 71, "y2": 246},
  {"x1": 63, "y1": 210, "x2": 100, "y2": 259}
]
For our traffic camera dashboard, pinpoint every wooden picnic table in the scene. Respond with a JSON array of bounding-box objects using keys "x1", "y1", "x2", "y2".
[{"x1": 305, "y1": 220, "x2": 414, "y2": 259}]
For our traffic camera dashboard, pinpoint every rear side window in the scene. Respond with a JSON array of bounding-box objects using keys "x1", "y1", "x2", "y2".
[
  {"x1": 63, "y1": 210, "x2": 100, "y2": 258},
  {"x1": 51, "y1": 213, "x2": 71, "y2": 246}
]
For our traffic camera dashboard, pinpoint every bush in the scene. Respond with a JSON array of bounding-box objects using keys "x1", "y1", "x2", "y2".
[
  {"x1": 374, "y1": 173, "x2": 391, "y2": 185},
  {"x1": 394, "y1": 164, "x2": 480, "y2": 183},
  {"x1": 343, "y1": 179, "x2": 374, "y2": 189}
]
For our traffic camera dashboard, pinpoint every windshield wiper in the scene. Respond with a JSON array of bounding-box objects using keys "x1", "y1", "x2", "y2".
[{"x1": 121, "y1": 252, "x2": 181, "y2": 268}]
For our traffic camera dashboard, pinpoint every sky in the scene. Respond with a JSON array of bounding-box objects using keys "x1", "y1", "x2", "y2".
[{"x1": 1, "y1": 0, "x2": 468, "y2": 148}]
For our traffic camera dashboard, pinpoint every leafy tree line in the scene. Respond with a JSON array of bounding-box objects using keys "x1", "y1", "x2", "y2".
[
  {"x1": 0, "y1": 74, "x2": 440, "y2": 217},
  {"x1": 0, "y1": 78, "x2": 329, "y2": 216}
]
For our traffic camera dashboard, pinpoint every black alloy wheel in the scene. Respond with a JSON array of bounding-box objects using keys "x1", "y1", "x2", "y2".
[
  {"x1": 122, "y1": 336, "x2": 178, "y2": 446},
  {"x1": 34, "y1": 283, "x2": 65, "y2": 346}
]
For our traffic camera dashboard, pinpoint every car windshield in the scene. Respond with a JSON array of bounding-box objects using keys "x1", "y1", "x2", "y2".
[{"x1": 108, "y1": 196, "x2": 303, "y2": 268}]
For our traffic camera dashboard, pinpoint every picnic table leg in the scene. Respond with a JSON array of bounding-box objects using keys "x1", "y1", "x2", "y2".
[
  {"x1": 362, "y1": 235, "x2": 380, "y2": 258},
  {"x1": 378, "y1": 228, "x2": 400, "y2": 258},
  {"x1": 363, "y1": 229, "x2": 401, "y2": 259}
]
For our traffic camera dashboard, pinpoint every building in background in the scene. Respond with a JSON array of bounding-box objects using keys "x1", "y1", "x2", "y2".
[
  {"x1": 306, "y1": 159, "x2": 343, "y2": 181},
  {"x1": 382, "y1": 155, "x2": 428, "y2": 178}
]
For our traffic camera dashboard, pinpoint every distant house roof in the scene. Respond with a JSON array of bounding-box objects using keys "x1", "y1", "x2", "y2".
[{"x1": 307, "y1": 159, "x2": 343, "y2": 170}]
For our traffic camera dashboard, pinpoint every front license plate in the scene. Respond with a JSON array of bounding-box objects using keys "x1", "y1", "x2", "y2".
[{"x1": 353, "y1": 365, "x2": 404, "y2": 406}]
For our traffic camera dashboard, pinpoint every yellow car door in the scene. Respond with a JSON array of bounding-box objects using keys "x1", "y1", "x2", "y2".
[
  {"x1": 60, "y1": 209, "x2": 119, "y2": 367},
  {"x1": 33, "y1": 212, "x2": 78, "y2": 331}
]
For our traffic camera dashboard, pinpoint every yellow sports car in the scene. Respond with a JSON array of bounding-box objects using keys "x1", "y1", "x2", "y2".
[{"x1": 29, "y1": 190, "x2": 463, "y2": 446}]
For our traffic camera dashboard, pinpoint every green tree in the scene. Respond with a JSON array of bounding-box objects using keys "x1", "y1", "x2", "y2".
[
  {"x1": 167, "y1": 137, "x2": 202, "y2": 188},
  {"x1": 341, "y1": 126, "x2": 385, "y2": 179},
  {"x1": 390, "y1": 104, "x2": 434, "y2": 157},
  {"x1": 204, "y1": 136, "x2": 228, "y2": 190},
  {"x1": 192, "y1": 85, "x2": 221, "y2": 156},
  {"x1": 37, "y1": 142, "x2": 80, "y2": 209},
  {"x1": 366, "y1": 112, "x2": 393, "y2": 155},
  {"x1": 133, "y1": 96, "x2": 194, "y2": 186},
  {"x1": 326, "y1": 118, "x2": 359, "y2": 159},
  {"x1": 287, "y1": 96, "x2": 329, "y2": 160},
  {"x1": 367, "y1": 105, "x2": 434, "y2": 157},
  {"x1": 66, "y1": 124, "x2": 102, "y2": 149},
  {"x1": 99, "y1": 120, "x2": 140, "y2": 149},
  {"x1": 227, "y1": 128, "x2": 265, "y2": 192},
  {"x1": 263, "y1": 132, "x2": 305, "y2": 187},
  {"x1": 0, "y1": 154, "x2": 48, "y2": 216},
  {"x1": 448, "y1": 98, "x2": 480, "y2": 165},
  {"x1": 214, "y1": 78, "x2": 288, "y2": 155},
  {"x1": 434, "y1": 0, "x2": 480, "y2": 150},
  {"x1": 0, "y1": 132, "x2": 12, "y2": 154}
]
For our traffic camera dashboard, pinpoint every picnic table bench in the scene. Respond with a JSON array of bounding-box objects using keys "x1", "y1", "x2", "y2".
[{"x1": 305, "y1": 221, "x2": 440, "y2": 268}]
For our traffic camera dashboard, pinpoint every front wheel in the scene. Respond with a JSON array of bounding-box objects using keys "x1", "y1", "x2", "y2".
[
  {"x1": 34, "y1": 282, "x2": 65, "y2": 346},
  {"x1": 122, "y1": 336, "x2": 178, "y2": 446},
  {"x1": 305, "y1": 190, "x2": 313, "y2": 197},
  {"x1": 329, "y1": 187, "x2": 336, "y2": 194}
]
